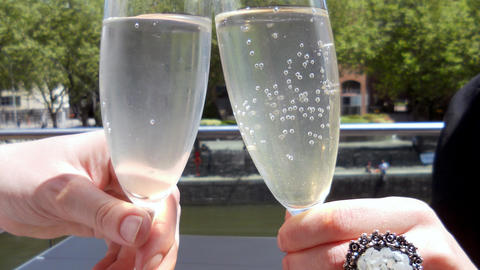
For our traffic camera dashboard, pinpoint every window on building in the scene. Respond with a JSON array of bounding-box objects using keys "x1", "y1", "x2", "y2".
[
  {"x1": 341, "y1": 81, "x2": 362, "y2": 115},
  {"x1": 0, "y1": 96, "x2": 21, "y2": 106},
  {"x1": 342, "y1": 80, "x2": 361, "y2": 94}
]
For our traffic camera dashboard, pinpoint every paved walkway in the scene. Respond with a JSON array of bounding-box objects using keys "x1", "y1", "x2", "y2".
[
  {"x1": 180, "y1": 165, "x2": 432, "y2": 182},
  {"x1": 17, "y1": 235, "x2": 283, "y2": 270},
  {"x1": 334, "y1": 165, "x2": 432, "y2": 176},
  {"x1": 200, "y1": 137, "x2": 416, "y2": 151}
]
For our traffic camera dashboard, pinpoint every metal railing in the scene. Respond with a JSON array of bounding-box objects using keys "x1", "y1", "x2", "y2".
[
  {"x1": 0, "y1": 122, "x2": 444, "y2": 141},
  {"x1": 338, "y1": 122, "x2": 444, "y2": 137}
]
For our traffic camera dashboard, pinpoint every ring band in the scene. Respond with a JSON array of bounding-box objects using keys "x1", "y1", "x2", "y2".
[{"x1": 343, "y1": 230, "x2": 423, "y2": 270}]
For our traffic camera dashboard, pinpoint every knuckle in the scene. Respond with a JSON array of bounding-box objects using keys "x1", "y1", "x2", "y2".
[
  {"x1": 282, "y1": 253, "x2": 308, "y2": 270},
  {"x1": 53, "y1": 177, "x2": 76, "y2": 205},
  {"x1": 405, "y1": 198, "x2": 438, "y2": 225},
  {"x1": 278, "y1": 224, "x2": 298, "y2": 251},
  {"x1": 425, "y1": 245, "x2": 457, "y2": 269},
  {"x1": 322, "y1": 206, "x2": 354, "y2": 235},
  {"x1": 94, "y1": 199, "x2": 117, "y2": 232},
  {"x1": 327, "y1": 243, "x2": 349, "y2": 268},
  {"x1": 420, "y1": 229, "x2": 462, "y2": 269},
  {"x1": 35, "y1": 175, "x2": 75, "y2": 221},
  {"x1": 385, "y1": 197, "x2": 438, "y2": 227}
]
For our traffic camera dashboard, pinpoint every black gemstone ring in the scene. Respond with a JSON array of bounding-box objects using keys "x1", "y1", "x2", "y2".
[{"x1": 343, "y1": 230, "x2": 423, "y2": 270}]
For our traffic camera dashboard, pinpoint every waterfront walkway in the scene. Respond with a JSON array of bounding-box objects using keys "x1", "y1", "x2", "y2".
[
  {"x1": 180, "y1": 165, "x2": 432, "y2": 182},
  {"x1": 17, "y1": 235, "x2": 283, "y2": 270}
]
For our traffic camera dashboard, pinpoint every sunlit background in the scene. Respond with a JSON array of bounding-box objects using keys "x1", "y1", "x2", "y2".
[{"x1": 1, "y1": 0, "x2": 479, "y2": 268}]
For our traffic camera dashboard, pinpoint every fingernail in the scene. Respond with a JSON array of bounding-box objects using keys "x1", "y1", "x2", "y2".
[
  {"x1": 120, "y1": 215, "x2": 143, "y2": 244},
  {"x1": 143, "y1": 254, "x2": 163, "y2": 270}
]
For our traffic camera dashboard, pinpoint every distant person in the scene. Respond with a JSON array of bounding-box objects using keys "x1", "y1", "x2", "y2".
[
  {"x1": 41, "y1": 112, "x2": 48, "y2": 128},
  {"x1": 194, "y1": 148, "x2": 202, "y2": 176},
  {"x1": 201, "y1": 143, "x2": 212, "y2": 174},
  {"x1": 365, "y1": 161, "x2": 373, "y2": 173},
  {"x1": 432, "y1": 73, "x2": 480, "y2": 266},
  {"x1": 378, "y1": 159, "x2": 389, "y2": 175},
  {"x1": 0, "y1": 131, "x2": 180, "y2": 270}
]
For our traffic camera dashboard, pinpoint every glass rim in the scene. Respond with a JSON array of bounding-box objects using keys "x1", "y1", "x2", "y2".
[
  {"x1": 213, "y1": 0, "x2": 328, "y2": 15},
  {"x1": 103, "y1": 0, "x2": 213, "y2": 19}
]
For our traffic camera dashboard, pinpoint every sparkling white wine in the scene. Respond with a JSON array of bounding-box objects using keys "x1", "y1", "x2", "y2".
[
  {"x1": 216, "y1": 7, "x2": 340, "y2": 211},
  {"x1": 100, "y1": 14, "x2": 211, "y2": 208}
]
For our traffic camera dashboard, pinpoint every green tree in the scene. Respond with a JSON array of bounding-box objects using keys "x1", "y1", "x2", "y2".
[
  {"x1": 1, "y1": 0, "x2": 103, "y2": 127},
  {"x1": 203, "y1": 24, "x2": 224, "y2": 119},
  {"x1": 24, "y1": 1, "x2": 70, "y2": 128},
  {"x1": 0, "y1": 1, "x2": 36, "y2": 92},
  {"x1": 55, "y1": 0, "x2": 103, "y2": 126},
  {"x1": 329, "y1": 0, "x2": 480, "y2": 120}
]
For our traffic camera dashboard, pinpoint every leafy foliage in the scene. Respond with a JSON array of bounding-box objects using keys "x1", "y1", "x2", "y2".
[
  {"x1": 340, "y1": 113, "x2": 393, "y2": 124},
  {"x1": 1, "y1": 0, "x2": 480, "y2": 125},
  {"x1": 0, "y1": 0, "x2": 102, "y2": 127},
  {"x1": 329, "y1": 0, "x2": 480, "y2": 119}
]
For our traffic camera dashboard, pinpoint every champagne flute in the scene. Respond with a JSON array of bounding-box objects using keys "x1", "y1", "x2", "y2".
[
  {"x1": 99, "y1": 0, "x2": 212, "y2": 211},
  {"x1": 215, "y1": 0, "x2": 340, "y2": 215}
]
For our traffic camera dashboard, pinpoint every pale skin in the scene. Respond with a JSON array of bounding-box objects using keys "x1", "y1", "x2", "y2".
[
  {"x1": 277, "y1": 197, "x2": 477, "y2": 270},
  {"x1": 0, "y1": 131, "x2": 179, "y2": 270}
]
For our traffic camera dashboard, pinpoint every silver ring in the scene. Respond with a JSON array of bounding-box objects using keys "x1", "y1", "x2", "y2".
[{"x1": 344, "y1": 230, "x2": 423, "y2": 270}]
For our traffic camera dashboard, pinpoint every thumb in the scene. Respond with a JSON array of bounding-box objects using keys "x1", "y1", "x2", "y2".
[{"x1": 48, "y1": 176, "x2": 153, "y2": 246}]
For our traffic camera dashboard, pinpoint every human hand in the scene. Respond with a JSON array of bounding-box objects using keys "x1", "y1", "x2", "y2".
[
  {"x1": 277, "y1": 197, "x2": 476, "y2": 270},
  {"x1": 0, "y1": 131, "x2": 180, "y2": 269},
  {"x1": 94, "y1": 188, "x2": 180, "y2": 270}
]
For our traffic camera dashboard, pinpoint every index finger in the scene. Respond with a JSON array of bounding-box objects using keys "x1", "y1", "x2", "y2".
[{"x1": 277, "y1": 197, "x2": 435, "y2": 252}]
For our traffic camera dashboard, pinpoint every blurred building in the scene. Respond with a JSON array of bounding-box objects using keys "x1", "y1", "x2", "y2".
[
  {"x1": 339, "y1": 68, "x2": 369, "y2": 115},
  {"x1": 214, "y1": 68, "x2": 372, "y2": 121},
  {"x1": 0, "y1": 87, "x2": 71, "y2": 128}
]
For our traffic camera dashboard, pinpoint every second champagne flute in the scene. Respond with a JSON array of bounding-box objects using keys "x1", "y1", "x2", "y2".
[
  {"x1": 100, "y1": 0, "x2": 212, "y2": 211},
  {"x1": 215, "y1": 0, "x2": 340, "y2": 215}
]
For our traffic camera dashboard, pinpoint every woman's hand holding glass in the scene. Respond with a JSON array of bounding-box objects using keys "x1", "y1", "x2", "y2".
[
  {"x1": 277, "y1": 197, "x2": 477, "y2": 270},
  {"x1": 0, "y1": 132, "x2": 180, "y2": 270}
]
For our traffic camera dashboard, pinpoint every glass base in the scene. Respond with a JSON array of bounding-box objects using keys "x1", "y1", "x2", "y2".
[
  {"x1": 287, "y1": 207, "x2": 309, "y2": 216},
  {"x1": 124, "y1": 188, "x2": 172, "y2": 216},
  {"x1": 286, "y1": 201, "x2": 324, "y2": 216}
]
